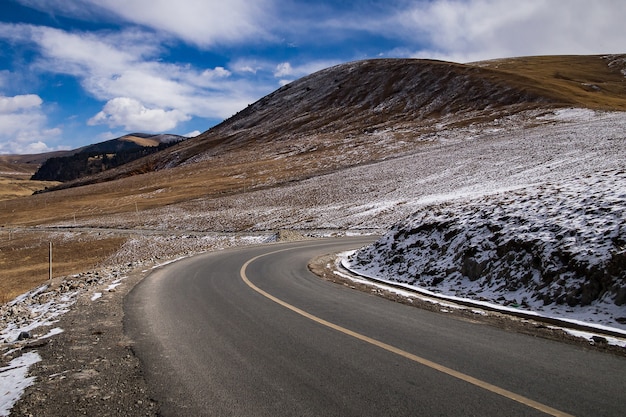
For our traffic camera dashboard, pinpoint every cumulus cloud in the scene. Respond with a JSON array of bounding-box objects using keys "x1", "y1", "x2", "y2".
[
  {"x1": 201, "y1": 67, "x2": 231, "y2": 80},
  {"x1": 0, "y1": 94, "x2": 61, "y2": 154},
  {"x1": 274, "y1": 62, "x2": 293, "y2": 78},
  {"x1": 273, "y1": 60, "x2": 341, "y2": 85},
  {"x1": 88, "y1": 97, "x2": 190, "y2": 132},
  {"x1": 0, "y1": 94, "x2": 42, "y2": 114},
  {"x1": 184, "y1": 130, "x2": 201, "y2": 138},
  {"x1": 230, "y1": 59, "x2": 264, "y2": 75}
]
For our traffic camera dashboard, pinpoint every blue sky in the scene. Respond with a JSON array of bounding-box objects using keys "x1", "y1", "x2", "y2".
[{"x1": 1, "y1": 0, "x2": 625, "y2": 154}]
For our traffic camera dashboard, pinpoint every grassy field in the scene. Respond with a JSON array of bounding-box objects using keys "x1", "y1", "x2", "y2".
[
  {"x1": 0, "y1": 229, "x2": 127, "y2": 302},
  {"x1": 475, "y1": 55, "x2": 626, "y2": 111},
  {"x1": 0, "y1": 176, "x2": 59, "y2": 201},
  {"x1": 0, "y1": 154, "x2": 60, "y2": 200}
]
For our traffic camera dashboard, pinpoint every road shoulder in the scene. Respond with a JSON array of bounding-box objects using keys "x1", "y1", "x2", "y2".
[
  {"x1": 8, "y1": 267, "x2": 158, "y2": 416},
  {"x1": 309, "y1": 253, "x2": 626, "y2": 358}
]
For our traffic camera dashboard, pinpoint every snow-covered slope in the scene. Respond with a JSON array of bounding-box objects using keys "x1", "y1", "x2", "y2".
[{"x1": 344, "y1": 168, "x2": 626, "y2": 329}]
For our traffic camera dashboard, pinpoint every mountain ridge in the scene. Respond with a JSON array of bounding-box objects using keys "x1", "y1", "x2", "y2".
[
  {"x1": 5, "y1": 54, "x2": 626, "y2": 203},
  {"x1": 30, "y1": 133, "x2": 187, "y2": 182},
  {"x1": 166, "y1": 57, "x2": 568, "y2": 165},
  {"x1": 39, "y1": 54, "x2": 616, "y2": 191}
]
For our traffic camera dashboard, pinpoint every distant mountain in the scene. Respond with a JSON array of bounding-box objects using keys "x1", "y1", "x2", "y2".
[
  {"x1": 0, "y1": 152, "x2": 70, "y2": 176},
  {"x1": 31, "y1": 133, "x2": 186, "y2": 182},
  {"x1": 72, "y1": 133, "x2": 186, "y2": 155}
]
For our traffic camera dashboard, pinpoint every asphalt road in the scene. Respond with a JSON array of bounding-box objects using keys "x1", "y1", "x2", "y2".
[{"x1": 125, "y1": 237, "x2": 626, "y2": 417}]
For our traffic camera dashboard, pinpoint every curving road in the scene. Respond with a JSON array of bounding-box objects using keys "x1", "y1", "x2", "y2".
[{"x1": 125, "y1": 237, "x2": 626, "y2": 417}]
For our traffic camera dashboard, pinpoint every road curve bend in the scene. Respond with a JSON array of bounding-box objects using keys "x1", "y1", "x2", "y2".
[{"x1": 125, "y1": 237, "x2": 626, "y2": 417}]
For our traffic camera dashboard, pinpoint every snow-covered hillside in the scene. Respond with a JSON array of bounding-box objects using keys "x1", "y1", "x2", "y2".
[
  {"x1": 344, "y1": 168, "x2": 626, "y2": 329},
  {"x1": 72, "y1": 109, "x2": 626, "y2": 235}
]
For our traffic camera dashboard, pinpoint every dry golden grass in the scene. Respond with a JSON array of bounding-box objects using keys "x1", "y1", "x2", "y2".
[
  {"x1": 0, "y1": 157, "x2": 36, "y2": 174},
  {"x1": 0, "y1": 176, "x2": 60, "y2": 201},
  {"x1": 0, "y1": 154, "x2": 60, "y2": 201},
  {"x1": 475, "y1": 55, "x2": 626, "y2": 111},
  {"x1": 0, "y1": 229, "x2": 127, "y2": 302},
  {"x1": 121, "y1": 135, "x2": 160, "y2": 147}
]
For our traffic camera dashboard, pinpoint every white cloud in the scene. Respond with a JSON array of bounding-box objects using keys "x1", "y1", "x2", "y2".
[
  {"x1": 0, "y1": 94, "x2": 62, "y2": 154},
  {"x1": 0, "y1": 23, "x2": 273, "y2": 130},
  {"x1": 0, "y1": 94, "x2": 42, "y2": 114},
  {"x1": 274, "y1": 62, "x2": 293, "y2": 78},
  {"x1": 272, "y1": 60, "x2": 341, "y2": 85},
  {"x1": 95, "y1": 131, "x2": 124, "y2": 141},
  {"x1": 18, "y1": 140, "x2": 52, "y2": 154},
  {"x1": 184, "y1": 130, "x2": 201, "y2": 138},
  {"x1": 269, "y1": 1, "x2": 626, "y2": 63},
  {"x1": 16, "y1": 0, "x2": 275, "y2": 47},
  {"x1": 230, "y1": 59, "x2": 263, "y2": 75},
  {"x1": 386, "y1": 0, "x2": 626, "y2": 62},
  {"x1": 201, "y1": 67, "x2": 231, "y2": 80},
  {"x1": 88, "y1": 97, "x2": 190, "y2": 132},
  {"x1": 0, "y1": 110, "x2": 44, "y2": 139}
]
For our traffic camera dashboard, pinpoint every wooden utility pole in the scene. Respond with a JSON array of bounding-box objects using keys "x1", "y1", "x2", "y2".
[{"x1": 49, "y1": 241, "x2": 52, "y2": 280}]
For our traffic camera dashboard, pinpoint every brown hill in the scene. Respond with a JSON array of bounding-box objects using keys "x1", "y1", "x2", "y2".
[
  {"x1": 29, "y1": 133, "x2": 186, "y2": 182},
  {"x1": 42, "y1": 55, "x2": 626, "y2": 192},
  {"x1": 0, "y1": 134, "x2": 186, "y2": 199}
]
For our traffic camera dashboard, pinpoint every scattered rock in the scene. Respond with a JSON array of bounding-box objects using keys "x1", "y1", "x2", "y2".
[
  {"x1": 17, "y1": 331, "x2": 31, "y2": 341},
  {"x1": 7, "y1": 267, "x2": 159, "y2": 416},
  {"x1": 591, "y1": 336, "x2": 608, "y2": 345}
]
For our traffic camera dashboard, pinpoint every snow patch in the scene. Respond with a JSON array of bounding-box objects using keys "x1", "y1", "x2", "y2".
[
  {"x1": 560, "y1": 328, "x2": 626, "y2": 348},
  {"x1": 0, "y1": 351, "x2": 41, "y2": 416},
  {"x1": 39, "y1": 327, "x2": 64, "y2": 340}
]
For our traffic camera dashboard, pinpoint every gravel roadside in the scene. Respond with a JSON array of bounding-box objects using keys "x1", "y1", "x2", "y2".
[{"x1": 7, "y1": 267, "x2": 158, "y2": 417}]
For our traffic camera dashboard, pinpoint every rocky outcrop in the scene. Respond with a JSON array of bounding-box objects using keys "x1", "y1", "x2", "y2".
[{"x1": 347, "y1": 170, "x2": 626, "y2": 324}]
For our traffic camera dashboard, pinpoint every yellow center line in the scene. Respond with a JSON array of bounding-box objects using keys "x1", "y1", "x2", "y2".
[{"x1": 240, "y1": 248, "x2": 575, "y2": 417}]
